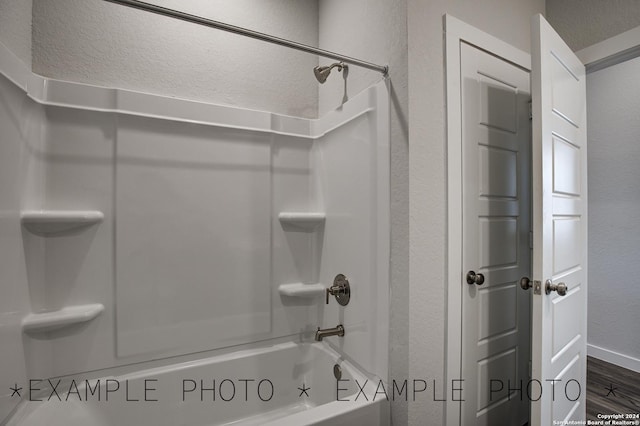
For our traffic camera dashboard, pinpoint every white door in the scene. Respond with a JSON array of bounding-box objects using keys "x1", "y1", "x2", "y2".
[
  {"x1": 461, "y1": 42, "x2": 532, "y2": 426},
  {"x1": 530, "y1": 14, "x2": 588, "y2": 425}
]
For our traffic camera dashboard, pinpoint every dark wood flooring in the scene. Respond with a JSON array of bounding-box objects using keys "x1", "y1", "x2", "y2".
[{"x1": 587, "y1": 356, "x2": 640, "y2": 420}]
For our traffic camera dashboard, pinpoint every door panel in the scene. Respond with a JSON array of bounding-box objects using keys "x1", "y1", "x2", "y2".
[
  {"x1": 531, "y1": 14, "x2": 588, "y2": 425},
  {"x1": 461, "y1": 42, "x2": 531, "y2": 426},
  {"x1": 553, "y1": 138, "x2": 581, "y2": 196},
  {"x1": 479, "y1": 145, "x2": 518, "y2": 197}
]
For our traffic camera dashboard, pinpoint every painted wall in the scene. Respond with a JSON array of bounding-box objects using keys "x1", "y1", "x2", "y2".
[
  {"x1": 586, "y1": 56, "x2": 640, "y2": 369},
  {"x1": 317, "y1": 1, "x2": 409, "y2": 423},
  {"x1": 31, "y1": 0, "x2": 319, "y2": 118},
  {"x1": 0, "y1": 0, "x2": 31, "y2": 67},
  {"x1": 407, "y1": 0, "x2": 544, "y2": 424},
  {"x1": 546, "y1": 0, "x2": 640, "y2": 51}
]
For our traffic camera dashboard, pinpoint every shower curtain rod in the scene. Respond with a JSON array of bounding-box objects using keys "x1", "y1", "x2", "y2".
[{"x1": 103, "y1": 0, "x2": 389, "y2": 77}]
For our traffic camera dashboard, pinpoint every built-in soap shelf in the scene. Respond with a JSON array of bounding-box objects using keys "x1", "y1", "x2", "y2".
[
  {"x1": 22, "y1": 303, "x2": 105, "y2": 333},
  {"x1": 21, "y1": 210, "x2": 104, "y2": 235},
  {"x1": 278, "y1": 212, "x2": 325, "y2": 231},
  {"x1": 277, "y1": 283, "x2": 325, "y2": 298}
]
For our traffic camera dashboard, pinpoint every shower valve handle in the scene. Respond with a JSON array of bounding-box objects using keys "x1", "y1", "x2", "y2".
[
  {"x1": 325, "y1": 285, "x2": 343, "y2": 304},
  {"x1": 326, "y1": 274, "x2": 351, "y2": 306}
]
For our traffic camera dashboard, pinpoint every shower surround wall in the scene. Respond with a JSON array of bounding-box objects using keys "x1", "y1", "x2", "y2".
[
  {"x1": 0, "y1": 1, "x2": 389, "y2": 422},
  {"x1": 0, "y1": 51, "x2": 32, "y2": 424},
  {"x1": 0, "y1": 40, "x2": 389, "y2": 392}
]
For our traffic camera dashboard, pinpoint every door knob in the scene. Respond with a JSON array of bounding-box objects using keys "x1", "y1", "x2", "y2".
[
  {"x1": 466, "y1": 270, "x2": 485, "y2": 285},
  {"x1": 520, "y1": 276, "x2": 532, "y2": 290},
  {"x1": 545, "y1": 280, "x2": 568, "y2": 296}
]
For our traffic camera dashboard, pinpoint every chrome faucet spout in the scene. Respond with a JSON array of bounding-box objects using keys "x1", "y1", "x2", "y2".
[{"x1": 315, "y1": 325, "x2": 345, "y2": 341}]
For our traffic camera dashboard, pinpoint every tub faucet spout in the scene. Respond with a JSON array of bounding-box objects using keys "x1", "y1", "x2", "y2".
[{"x1": 315, "y1": 324, "x2": 345, "y2": 341}]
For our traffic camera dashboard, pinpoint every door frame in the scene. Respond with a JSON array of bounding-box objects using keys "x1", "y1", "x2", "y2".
[
  {"x1": 445, "y1": 17, "x2": 640, "y2": 424},
  {"x1": 444, "y1": 14, "x2": 532, "y2": 425}
]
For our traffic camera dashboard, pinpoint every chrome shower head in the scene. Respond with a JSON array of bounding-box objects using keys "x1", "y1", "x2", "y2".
[{"x1": 313, "y1": 62, "x2": 348, "y2": 84}]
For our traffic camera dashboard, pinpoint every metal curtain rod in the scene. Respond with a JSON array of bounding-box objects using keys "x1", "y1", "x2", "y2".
[{"x1": 103, "y1": 0, "x2": 389, "y2": 76}]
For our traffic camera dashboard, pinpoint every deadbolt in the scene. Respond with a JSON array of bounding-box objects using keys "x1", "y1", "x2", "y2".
[
  {"x1": 466, "y1": 270, "x2": 485, "y2": 285},
  {"x1": 545, "y1": 280, "x2": 568, "y2": 296}
]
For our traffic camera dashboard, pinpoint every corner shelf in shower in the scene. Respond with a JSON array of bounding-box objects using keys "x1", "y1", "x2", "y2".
[
  {"x1": 278, "y1": 283, "x2": 325, "y2": 298},
  {"x1": 21, "y1": 210, "x2": 104, "y2": 235},
  {"x1": 278, "y1": 212, "x2": 326, "y2": 231},
  {"x1": 22, "y1": 303, "x2": 105, "y2": 333}
]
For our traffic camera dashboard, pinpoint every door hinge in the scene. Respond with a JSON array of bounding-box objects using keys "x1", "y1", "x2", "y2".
[{"x1": 528, "y1": 101, "x2": 533, "y2": 120}]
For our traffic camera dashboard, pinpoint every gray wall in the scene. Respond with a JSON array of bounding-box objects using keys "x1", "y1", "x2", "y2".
[
  {"x1": 547, "y1": 0, "x2": 640, "y2": 51},
  {"x1": 0, "y1": 0, "x2": 32, "y2": 66},
  {"x1": 31, "y1": 0, "x2": 319, "y2": 118},
  {"x1": 586, "y1": 56, "x2": 640, "y2": 367}
]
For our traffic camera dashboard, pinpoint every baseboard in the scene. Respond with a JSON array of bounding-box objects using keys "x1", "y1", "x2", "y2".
[{"x1": 587, "y1": 344, "x2": 640, "y2": 373}]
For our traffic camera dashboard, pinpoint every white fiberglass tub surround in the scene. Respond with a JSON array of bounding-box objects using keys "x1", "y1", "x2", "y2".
[
  {"x1": 0, "y1": 42, "x2": 389, "y2": 425},
  {"x1": 6, "y1": 342, "x2": 388, "y2": 426}
]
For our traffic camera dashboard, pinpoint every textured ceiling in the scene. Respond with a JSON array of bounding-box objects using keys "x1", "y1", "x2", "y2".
[{"x1": 546, "y1": 0, "x2": 640, "y2": 51}]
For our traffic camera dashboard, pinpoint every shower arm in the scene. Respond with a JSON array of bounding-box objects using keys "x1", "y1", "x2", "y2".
[
  {"x1": 102, "y1": 0, "x2": 389, "y2": 77},
  {"x1": 326, "y1": 63, "x2": 344, "y2": 72}
]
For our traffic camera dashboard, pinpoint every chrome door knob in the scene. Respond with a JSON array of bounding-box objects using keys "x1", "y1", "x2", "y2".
[
  {"x1": 466, "y1": 270, "x2": 485, "y2": 285},
  {"x1": 545, "y1": 280, "x2": 568, "y2": 296},
  {"x1": 520, "y1": 276, "x2": 533, "y2": 290}
]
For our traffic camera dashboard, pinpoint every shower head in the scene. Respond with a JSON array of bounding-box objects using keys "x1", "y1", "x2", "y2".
[{"x1": 313, "y1": 62, "x2": 348, "y2": 84}]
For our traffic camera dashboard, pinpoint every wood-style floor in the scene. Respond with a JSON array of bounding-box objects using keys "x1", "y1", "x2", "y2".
[{"x1": 587, "y1": 356, "x2": 640, "y2": 420}]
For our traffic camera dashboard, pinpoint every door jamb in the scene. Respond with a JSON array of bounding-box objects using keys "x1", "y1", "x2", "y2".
[{"x1": 443, "y1": 14, "x2": 531, "y2": 425}]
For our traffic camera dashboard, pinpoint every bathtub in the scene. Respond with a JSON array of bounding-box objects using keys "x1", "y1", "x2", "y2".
[{"x1": 5, "y1": 342, "x2": 388, "y2": 426}]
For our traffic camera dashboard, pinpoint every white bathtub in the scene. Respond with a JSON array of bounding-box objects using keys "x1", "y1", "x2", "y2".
[{"x1": 6, "y1": 342, "x2": 388, "y2": 426}]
